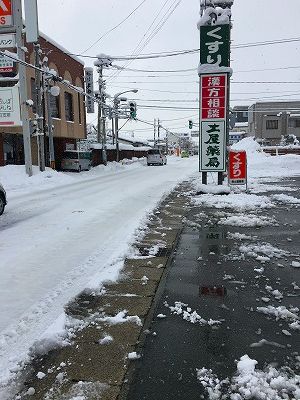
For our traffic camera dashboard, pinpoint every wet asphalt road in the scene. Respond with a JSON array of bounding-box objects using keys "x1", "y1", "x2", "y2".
[{"x1": 126, "y1": 177, "x2": 300, "y2": 400}]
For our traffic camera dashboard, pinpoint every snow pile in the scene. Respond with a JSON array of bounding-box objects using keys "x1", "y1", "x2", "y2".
[
  {"x1": 232, "y1": 137, "x2": 300, "y2": 179},
  {"x1": 98, "y1": 310, "x2": 142, "y2": 326},
  {"x1": 272, "y1": 193, "x2": 300, "y2": 205},
  {"x1": 257, "y1": 305, "x2": 299, "y2": 331},
  {"x1": 0, "y1": 165, "x2": 74, "y2": 191},
  {"x1": 193, "y1": 193, "x2": 273, "y2": 211},
  {"x1": 165, "y1": 301, "x2": 221, "y2": 326},
  {"x1": 193, "y1": 182, "x2": 230, "y2": 195},
  {"x1": 239, "y1": 243, "x2": 289, "y2": 260},
  {"x1": 219, "y1": 214, "x2": 276, "y2": 227},
  {"x1": 197, "y1": 355, "x2": 300, "y2": 400}
]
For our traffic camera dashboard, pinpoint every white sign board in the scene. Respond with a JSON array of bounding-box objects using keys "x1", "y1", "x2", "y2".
[
  {"x1": 85, "y1": 68, "x2": 95, "y2": 114},
  {"x1": 200, "y1": 120, "x2": 226, "y2": 172},
  {"x1": 0, "y1": 85, "x2": 21, "y2": 126},
  {"x1": 0, "y1": 33, "x2": 15, "y2": 48},
  {"x1": 24, "y1": 0, "x2": 39, "y2": 43},
  {"x1": 0, "y1": 53, "x2": 13, "y2": 72}
]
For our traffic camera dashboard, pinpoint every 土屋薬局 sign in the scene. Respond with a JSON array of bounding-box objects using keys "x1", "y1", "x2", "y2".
[
  {"x1": 0, "y1": 86, "x2": 21, "y2": 126},
  {"x1": 229, "y1": 150, "x2": 247, "y2": 185},
  {"x1": 0, "y1": 0, "x2": 12, "y2": 27},
  {"x1": 199, "y1": 73, "x2": 227, "y2": 172}
]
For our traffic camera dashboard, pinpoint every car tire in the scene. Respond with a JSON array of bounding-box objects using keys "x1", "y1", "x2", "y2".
[{"x1": 0, "y1": 195, "x2": 5, "y2": 216}]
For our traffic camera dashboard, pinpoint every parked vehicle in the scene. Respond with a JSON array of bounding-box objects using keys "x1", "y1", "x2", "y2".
[
  {"x1": 147, "y1": 149, "x2": 167, "y2": 166},
  {"x1": 181, "y1": 150, "x2": 189, "y2": 158},
  {"x1": 61, "y1": 150, "x2": 92, "y2": 172},
  {"x1": 0, "y1": 183, "x2": 7, "y2": 216}
]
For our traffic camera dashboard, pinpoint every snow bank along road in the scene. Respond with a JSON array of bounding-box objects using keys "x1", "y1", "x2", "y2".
[{"x1": 0, "y1": 157, "x2": 197, "y2": 386}]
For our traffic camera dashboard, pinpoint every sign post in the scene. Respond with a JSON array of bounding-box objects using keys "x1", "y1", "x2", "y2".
[
  {"x1": 228, "y1": 150, "x2": 247, "y2": 190},
  {"x1": 198, "y1": 4, "x2": 233, "y2": 186}
]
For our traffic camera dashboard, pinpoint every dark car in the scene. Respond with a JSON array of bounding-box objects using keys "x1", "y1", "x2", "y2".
[{"x1": 0, "y1": 183, "x2": 7, "y2": 215}]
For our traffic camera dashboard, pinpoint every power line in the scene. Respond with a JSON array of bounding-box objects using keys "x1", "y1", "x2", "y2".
[
  {"x1": 70, "y1": 36, "x2": 300, "y2": 60},
  {"x1": 81, "y1": 0, "x2": 148, "y2": 54}
]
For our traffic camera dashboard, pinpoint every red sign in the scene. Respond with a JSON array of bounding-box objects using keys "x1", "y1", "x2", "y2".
[
  {"x1": 0, "y1": 0, "x2": 12, "y2": 27},
  {"x1": 229, "y1": 150, "x2": 247, "y2": 185},
  {"x1": 201, "y1": 74, "x2": 227, "y2": 120}
]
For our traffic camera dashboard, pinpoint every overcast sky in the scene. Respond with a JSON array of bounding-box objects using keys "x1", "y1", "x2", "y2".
[{"x1": 36, "y1": 0, "x2": 300, "y2": 139}]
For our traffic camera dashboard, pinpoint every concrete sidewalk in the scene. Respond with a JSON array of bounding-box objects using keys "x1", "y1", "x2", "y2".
[
  {"x1": 121, "y1": 177, "x2": 300, "y2": 400},
  {"x1": 13, "y1": 177, "x2": 300, "y2": 400}
]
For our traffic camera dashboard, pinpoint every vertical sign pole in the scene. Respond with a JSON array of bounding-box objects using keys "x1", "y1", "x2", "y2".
[{"x1": 14, "y1": 0, "x2": 33, "y2": 176}]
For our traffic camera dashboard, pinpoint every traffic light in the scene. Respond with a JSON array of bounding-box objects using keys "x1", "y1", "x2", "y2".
[
  {"x1": 188, "y1": 120, "x2": 193, "y2": 129},
  {"x1": 129, "y1": 101, "x2": 137, "y2": 119}
]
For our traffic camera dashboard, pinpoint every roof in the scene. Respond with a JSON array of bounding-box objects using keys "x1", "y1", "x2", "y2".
[{"x1": 40, "y1": 31, "x2": 84, "y2": 66}]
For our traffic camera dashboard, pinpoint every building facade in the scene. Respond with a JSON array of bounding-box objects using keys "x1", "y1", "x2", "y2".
[
  {"x1": 248, "y1": 101, "x2": 300, "y2": 145},
  {"x1": 0, "y1": 33, "x2": 86, "y2": 168}
]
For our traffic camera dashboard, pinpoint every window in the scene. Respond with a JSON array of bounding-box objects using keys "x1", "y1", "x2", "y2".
[
  {"x1": 266, "y1": 120, "x2": 278, "y2": 130},
  {"x1": 64, "y1": 92, "x2": 74, "y2": 121},
  {"x1": 50, "y1": 92, "x2": 60, "y2": 118},
  {"x1": 30, "y1": 78, "x2": 37, "y2": 113},
  {"x1": 296, "y1": 120, "x2": 300, "y2": 128},
  {"x1": 78, "y1": 93, "x2": 82, "y2": 124}
]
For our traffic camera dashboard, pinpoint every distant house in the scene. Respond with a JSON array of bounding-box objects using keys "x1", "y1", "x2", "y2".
[
  {"x1": 248, "y1": 101, "x2": 300, "y2": 145},
  {"x1": 0, "y1": 33, "x2": 86, "y2": 168},
  {"x1": 232, "y1": 105, "x2": 249, "y2": 133}
]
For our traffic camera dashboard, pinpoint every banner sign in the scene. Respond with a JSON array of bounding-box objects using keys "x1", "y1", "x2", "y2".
[
  {"x1": 0, "y1": 33, "x2": 15, "y2": 48},
  {"x1": 0, "y1": 0, "x2": 13, "y2": 27},
  {"x1": 200, "y1": 24, "x2": 230, "y2": 67},
  {"x1": 0, "y1": 85, "x2": 21, "y2": 126},
  {"x1": 199, "y1": 73, "x2": 227, "y2": 172},
  {"x1": 229, "y1": 150, "x2": 247, "y2": 185},
  {"x1": 84, "y1": 68, "x2": 95, "y2": 114}
]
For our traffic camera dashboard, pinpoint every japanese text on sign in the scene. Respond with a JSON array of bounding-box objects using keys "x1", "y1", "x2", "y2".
[
  {"x1": 200, "y1": 24, "x2": 230, "y2": 67},
  {"x1": 201, "y1": 74, "x2": 227, "y2": 120},
  {"x1": 200, "y1": 121, "x2": 226, "y2": 172},
  {"x1": 229, "y1": 150, "x2": 247, "y2": 185},
  {"x1": 84, "y1": 68, "x2": 95, "y2": 114},
  {"x1": 0, "y1": 86, "x2": 21, "y2": 126}
]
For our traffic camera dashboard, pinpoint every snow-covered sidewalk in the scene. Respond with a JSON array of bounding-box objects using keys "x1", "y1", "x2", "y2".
[{"x1": 0, "y1": 156, "x2": 197, "y2": 391}]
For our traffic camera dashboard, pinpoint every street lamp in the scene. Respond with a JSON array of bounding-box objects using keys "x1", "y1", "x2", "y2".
[{"x1": 113, "y1": 89, "x2": 138, "y2": 162}]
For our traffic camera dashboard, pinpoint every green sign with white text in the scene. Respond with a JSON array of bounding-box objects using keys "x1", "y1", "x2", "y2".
[{"x1": 200, "y1": 25, "x2": 230, "y2": 67}]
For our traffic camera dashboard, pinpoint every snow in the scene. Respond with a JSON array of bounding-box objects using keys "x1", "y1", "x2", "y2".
[
  {"x1": 0, "y1": 156, "x2": 197, "y2": 392},
  {"x1": 128, "y1": 352, "x2": 141, "y2": 360},
  {"x1": 197, "y1": 355, "x2": 300, "y2": 400},
  {"x1": 165, "y1": 301, "x2": 221, "y2": 326}
]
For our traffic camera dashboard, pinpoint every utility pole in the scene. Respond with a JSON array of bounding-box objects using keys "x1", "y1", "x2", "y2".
[
  {"x1": 15, "y1": 0, "x2": 33, "y2": 176},
  {"x1": 97, "y1": 64, "x2": 107, "y2": 165},
  {"x1": 157, "y1": 118, "x2": 160, "y2": 148},
  {"x1": 34, "y1": 43, "x2": 45, "y2": 171},
  {"x1": 44, "y1": 70, "x2": 55, "y2": 169},
  {"x1": 153, "y1": 118, "x2": 156, "y2": 147},
  {"x1": 114, "y1": 98, "x2": 120, "y2": 162}
]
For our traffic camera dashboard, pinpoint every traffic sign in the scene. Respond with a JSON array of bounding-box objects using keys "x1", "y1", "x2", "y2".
[{"x1": 0, "y1": 0, "x2": 13, "y2": 27}]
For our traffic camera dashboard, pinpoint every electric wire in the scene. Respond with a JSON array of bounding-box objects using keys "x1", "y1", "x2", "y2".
[{"x1": 81, "y1": 0, "x2": 148, "y2": 54}]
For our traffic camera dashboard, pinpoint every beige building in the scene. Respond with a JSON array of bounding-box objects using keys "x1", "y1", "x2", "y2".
[
  {"x1": 248, "y1": 101, "x2": 300, "y2": 145},
  {"x1": 0, "y1": 33, "x2": 86, "y2": 168}
]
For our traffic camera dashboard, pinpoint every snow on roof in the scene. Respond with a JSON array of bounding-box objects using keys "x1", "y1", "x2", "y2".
[
  {"x1": 39, "y1": 31, "x2": 84, "y2": 66},
  {"x1": 89, "y1": 143, "x2": 151, "y2": 151},
  {"x1": 235, "y1": 122, "x2": 249, "y2": 127}
]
